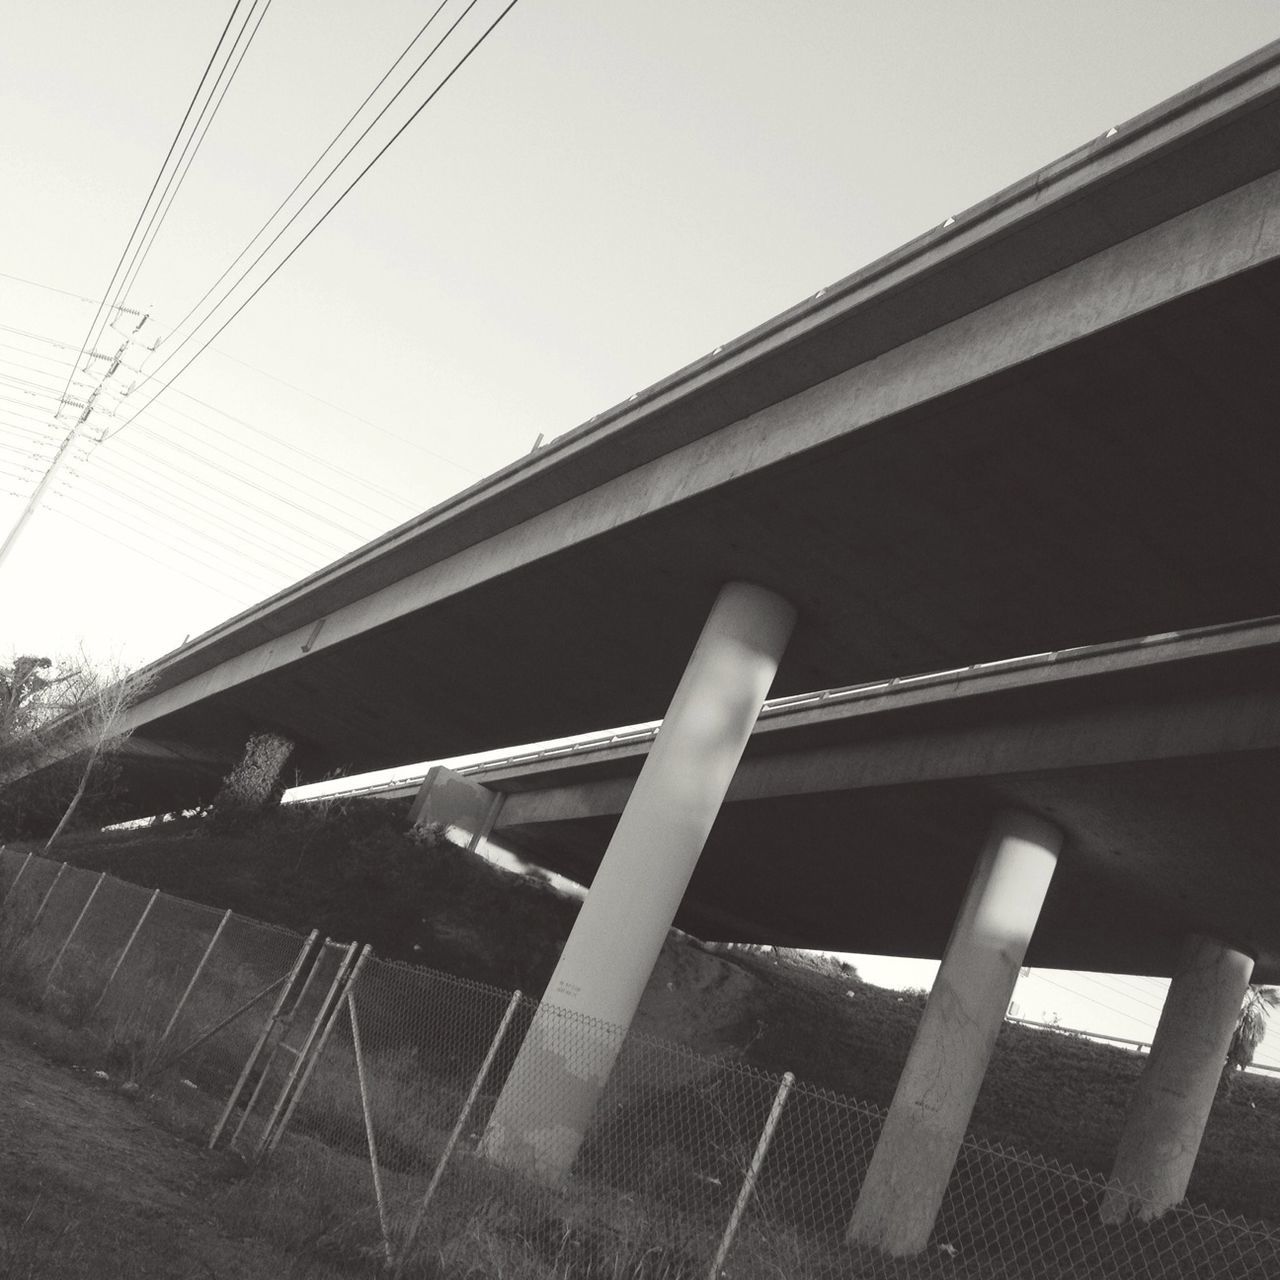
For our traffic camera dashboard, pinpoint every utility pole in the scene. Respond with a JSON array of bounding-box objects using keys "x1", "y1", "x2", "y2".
[{"x1": 0, "y1": 314, "x2": 146, "y2": 575}]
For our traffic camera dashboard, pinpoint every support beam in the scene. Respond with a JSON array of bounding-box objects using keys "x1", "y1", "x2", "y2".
[
  {"x1": 1099, "y1": 934, "x2": 1253, "y2": 1223},
  {"x1": 480, "y1": 581, "x2": 795, "y2": 1182},
  {"x1": 847, "y1": 809, "x2": 1062, "y2": 1257}
]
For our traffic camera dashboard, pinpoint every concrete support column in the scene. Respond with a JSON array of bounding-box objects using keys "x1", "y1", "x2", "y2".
[
  {"x1": 481, "y1": 581, "x2": 796, "y2": 1182},
  {"x1": 1100, "y1": 934, "x2": 1253, "y2": 1224},
  {"x1": 848, "y1": 809, "x2": 1062, "y2": 1257}
]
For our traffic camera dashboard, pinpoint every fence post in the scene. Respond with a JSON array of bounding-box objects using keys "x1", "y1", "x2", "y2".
[
  {"x1": 259, "y1": 941, "x2": 369, "y2": 1159},
  {"x1": 706, "y1": 1072, "x2": 795, "y2": 1280},
  {"x1": 93, "y1": 887, "x2": 159, "y2": 1014},
  {"x1": 230, "y1": 936, "x2": 336, "y2": 1151},
  {"x1": 26, "y1": 861, "x2": 67, "y2": 934},
  {"x1": 393, "y1": 987, "x2": 523, "y2": 1278},
  {"x1": 42, "y1": 871, "x2": 106, "y2": 997},
  {"x1": 210, "y1": 929, "x2": 318, "y2": 1149},
  {"x1": 0, "y1": 850, "x2": 34, "y2": 906},
  {"x1": 156, "y1": 908, "x2": 232, "y2": 1049},
  {"x1": 348, "y1": 990, "x2": 392, "y2": 1264}
]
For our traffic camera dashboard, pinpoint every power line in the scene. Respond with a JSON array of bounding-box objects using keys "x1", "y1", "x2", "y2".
[
  {"x1": 79, "y1": 448, "x2": 347, "y2": 566},
  {"x1": 0, "y1": 335, "x2": 408, "y2": 525},
  {"x1": 4, "y1": 293, "x2": 477, "y2": 477},
  {"x1": 168, "y1": 387, "x2": 422, "y2": 509},
  {"x1": 0, "y1": 0, "x2": 247, "y2": 574},
  {"x1": 1075, "y1": 975, "x2": 1166, "y2": 1015},
  {"x1": 120, "y1": 420, "x2": 373, "y2": 541},
  {"x1": 54, "y1": 459, "x2": 328, "y2": 573},
  {"x1": 107, "y1": 0, "x2": 524, "y2": 441},
  {"x1": 95, "y1": 435, "x2": 359, "y2": 554},
  {"x1": 210, "y1": 348, "x2": 481, "y2": 476},
  {"x1": 46, "y1": 504, "x2": 264, "y2": 606},
  {"x1": 0, "y1": 394, "x2": 74, "y2": 426},
  {"x1": 141, "y1": 397, "x2": 415, "y2": 524},
  {"x1": 4, "y1": 0, "x2": 522, "y2": 590},
  {"x1": 46, "y1": 487, "x2": 282, "y2": 593},
  {"x1": 50, "y1": 472, "x2": 312, "y2": 580},
  {"x1": 0, "y1": 271, "x2": 102, "y2": 306},
  {"x1": 115, "y1": 0, "x2": 276, "y2": 308},
  {"x1": 0, "y1": 321, "x2": 87, "y2": 352},
  {"x1": 1032, "y1": 975, "x2": 1149, "y2": 1025},
  {"x1": 72, "y1": 0, "x2": 249, "y2": 375},
  {"x1": 159, "y1": 0, "x2": 451, "y2": 355}
]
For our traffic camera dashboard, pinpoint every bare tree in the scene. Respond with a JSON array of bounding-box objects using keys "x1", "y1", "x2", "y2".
[{"x1": 0, "y1": 649, "x2": 153, "y2": 847}]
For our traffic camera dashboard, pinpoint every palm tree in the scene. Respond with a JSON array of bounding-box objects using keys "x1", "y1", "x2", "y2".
[{"x1": 1221, "y1": 986, "x2": 1280, "y2": 1092}]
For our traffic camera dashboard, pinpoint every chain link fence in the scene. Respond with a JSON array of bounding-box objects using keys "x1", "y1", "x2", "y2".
[{"x1": 3, "y1": 845, "x2": 1279, "y2": 1279}]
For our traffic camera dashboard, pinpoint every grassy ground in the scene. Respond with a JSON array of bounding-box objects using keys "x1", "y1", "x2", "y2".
[
  {"x1": 22, "y1": 802, "x2": 1280, "y2": 1225},
  {"x1": 0, "y1": 1000, "x2": 352, "y2": 1279}
]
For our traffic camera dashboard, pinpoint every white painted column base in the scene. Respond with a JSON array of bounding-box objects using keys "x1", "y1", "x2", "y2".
[
  {"x1": 481, "y1": 581, "x2": 796, "y2": 1183},
  {"x1": 847, "y1": 808, "x2": 1062, "y2": 1257},
  {"x1": 1100, "y1": 934, "x2": 1253, "y2": 1224}
]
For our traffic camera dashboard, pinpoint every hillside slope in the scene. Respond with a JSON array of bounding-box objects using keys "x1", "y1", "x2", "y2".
[{"x1": 26, "y1": 799, "x2": 1280, "y2": 1223}]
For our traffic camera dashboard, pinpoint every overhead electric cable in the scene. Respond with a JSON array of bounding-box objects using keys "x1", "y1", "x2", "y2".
[
  {"x1": 106, "y1": 0, "x2": 523, "y2": 440},
  {"x1": 123, "y1": 420, "x2": 376, "y2": 541},
  {"x1": 47, "y1": 485, "x2": 283, "y2": 588},
  {"x1": 0, "y1": 438, "x2": 53, "y2": 462},
  {"x1": 0, "y1": 330, "x2": 406, "y2": 523},
  {"x1": 0, "y1": 296, "x2": 472, "y2": 478},
  {"x1": 0, "y1": 0, "x2": 248, "y2": 573},
  {"x1": 0, "y1": 270, "x2": 105, "y2": 306},
  {"x1": 159, "y1": 0, "x2": 451, "y2": 352},
  {"x1": 83, "y1": 450, "x2": 349, "y2": 563},
  {"x1": 0, "y1": 351, "x2": 86, "y2": 382},
  {"x1": 96, "y1": 445, "x2": 360, "y2": 552},
  {"x1": 48, "y1": 505, "x2": 267, "y2": 604},
  {"x1": 206, "y1": 351, "x2": 480, "y2": 475},
  {"x1": 114, "y1": 0, "x2": 276, "y2": 308},
  {"x1": 142, "y1": 398, "x2": 416, "y2": 519},
  {"x1": 1080, "y1": 976, "x2": 1166, "y2": 1014},
  {"x1": 1034, "y1": 975, "x2": 1153, "y2": 1026},
  {"x1": 52, "y1": 475, "x2": 312, "y2": 579},
  {"x1": 168, "y1": 388, "x2": 420, "y2": 507},
  {"x1": 0, "y1": 419, "x2": 61, "y2": 445},
  {"x1": 0, "y1": 391, "x2": 81, "y2": 420}
]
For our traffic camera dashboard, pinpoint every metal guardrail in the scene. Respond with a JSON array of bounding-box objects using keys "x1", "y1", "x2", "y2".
[
  {"x1": 306, "y1": 612, "x2": 1280, "y2": 804},
  {"x1": 1007, "y1": 1015, "x2": 1280, "y2": 1078}
]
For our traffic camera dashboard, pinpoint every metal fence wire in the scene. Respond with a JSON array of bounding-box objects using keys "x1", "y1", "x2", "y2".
[{"x1": 2, "y1": 846, "x2": 1280, "y2": 1279}]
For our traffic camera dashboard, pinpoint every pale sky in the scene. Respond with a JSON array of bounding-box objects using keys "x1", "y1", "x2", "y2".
[
  {"x1": 3, "y1": 2, "x2": 1279, "y2": 664},
  {"x1": 5, "y1": 3, "x2": 1280, "y2": 1055}
]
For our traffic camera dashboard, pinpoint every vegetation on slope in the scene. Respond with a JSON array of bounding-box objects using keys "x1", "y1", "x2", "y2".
[{"x1": 24, "y1": 799, "x2": 1280, "y2": 1224}]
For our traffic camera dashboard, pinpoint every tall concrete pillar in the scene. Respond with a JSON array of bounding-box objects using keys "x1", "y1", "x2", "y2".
[
  {"x1": 848, "y1": 809, "x2": 1062, "y2": 1257},
  {"x1": 481, "y1": 581, "x2": 795, "y2": 1182},
  {"x1": 1100, "y1": 934, "x2": 1253, "y2": 1224}
]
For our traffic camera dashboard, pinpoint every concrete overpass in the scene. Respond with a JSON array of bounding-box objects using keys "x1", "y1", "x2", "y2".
[
  {"x1": 11, "y1": 42, "x2": 1280, "y2": 1256},
  {"x1": 406, "y1": 615, "x2": 1280, "y2": 985},
  {"x1": 53, "y1": 39, "x2": 1280, "y2": 816}
]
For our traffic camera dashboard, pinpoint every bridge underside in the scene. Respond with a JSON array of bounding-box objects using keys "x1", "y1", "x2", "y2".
[
  {"x1": 119, "y1": 254, "x2": 1280, "y2": 812},
  {"x1": 497, "y1": 750, "x2": 1280, "y2": 983}
]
